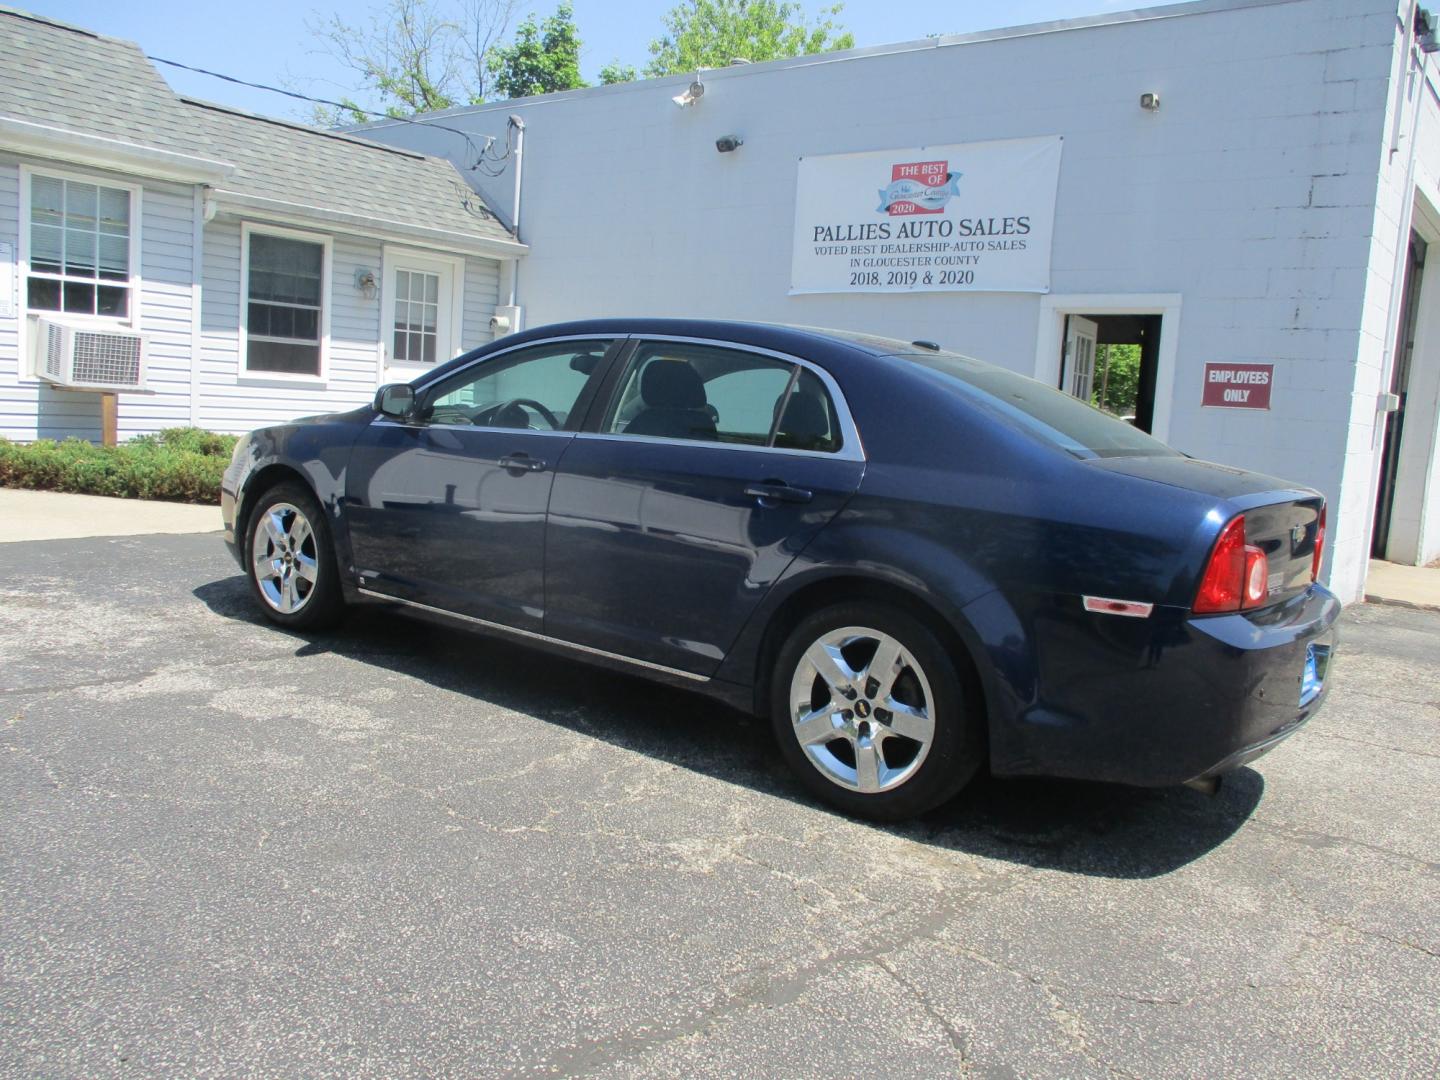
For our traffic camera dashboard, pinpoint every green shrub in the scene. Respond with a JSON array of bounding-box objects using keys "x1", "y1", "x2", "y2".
[{"x1": 0, "y1": 427, "x2": 236, "y2": 505}]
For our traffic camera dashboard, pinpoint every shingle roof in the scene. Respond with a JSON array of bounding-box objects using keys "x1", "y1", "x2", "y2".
[
  {"x1": 0, "y1": 6, "x2": 514, "y2": 249},
  {"x1": 175, "y1": 99, "x2": 513, "y2": 247},
  {"x1": 0, "y1": 8, "x2": 199, "y2": 146}
]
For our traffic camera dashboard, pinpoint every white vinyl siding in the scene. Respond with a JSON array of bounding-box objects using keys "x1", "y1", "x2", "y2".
[
  {"x1": 199, "y1": 225, "x2": 389, "y2": 431},
  {"x1": 462, "y1": 255, "x2": 501, "y2": 352},
  {"x1": 116, "y1": 181, "x2": 201, "y2": 439},
  {"x1": 1, "y1": 160, "x2": 506, "y2": 441}
]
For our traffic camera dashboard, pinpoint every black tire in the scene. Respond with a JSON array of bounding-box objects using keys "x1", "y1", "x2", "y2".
[
  {"x1": 243, "y1": 481, "x2": 345, "y2": 631},
  {"x1": 770, "y1": 602, "x2": 984, "y2": 821}
]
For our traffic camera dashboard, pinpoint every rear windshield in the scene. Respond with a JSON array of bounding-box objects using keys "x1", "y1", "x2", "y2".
[{"x1": 896, "y1": 350, "x2": 1178, "y2": 459}]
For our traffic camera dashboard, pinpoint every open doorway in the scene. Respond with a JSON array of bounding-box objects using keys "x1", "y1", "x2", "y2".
[
  {"x1": 1060, "y1": 313, "x2": 1162, "y2": 432},
  {"x1": 1372, "y1": 231, "x2": 1427, "y2": 558}
]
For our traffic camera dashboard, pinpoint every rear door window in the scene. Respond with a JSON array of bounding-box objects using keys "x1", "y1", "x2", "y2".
[{"x1": 604, "y1": 341, "x2": 844, "y2": 453}]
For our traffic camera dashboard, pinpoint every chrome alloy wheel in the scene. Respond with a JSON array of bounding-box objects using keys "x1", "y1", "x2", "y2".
[
  {"x1": 250, "y1": 502, "x2": 319, "y2": 615},
  {"x1": 787, "y1": 625, "x2": 937, "y2": 794}
]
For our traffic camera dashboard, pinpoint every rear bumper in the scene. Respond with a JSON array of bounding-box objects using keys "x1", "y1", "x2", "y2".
[{"x1": 996, "y1": 583, "x2": 1341, "y2": 787}]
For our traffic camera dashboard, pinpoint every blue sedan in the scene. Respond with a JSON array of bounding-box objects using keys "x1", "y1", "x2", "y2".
[{"x1": 221, "y1": 319, "x2": 1338, "y2": 820}]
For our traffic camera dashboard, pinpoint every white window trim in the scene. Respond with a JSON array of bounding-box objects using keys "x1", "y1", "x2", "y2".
[
  {"x1": 378, "y1": 245, "x2": 466, "y2": 383},
  {"x1": 239, "y1": 221, "x2": 332, "y2": 386},
  {"x1": 1035, "y1": 293, "x2": 1183, "y2": 445},
  {"x1": 17, "y1": 164, "x2": 144, "y2": 381}
]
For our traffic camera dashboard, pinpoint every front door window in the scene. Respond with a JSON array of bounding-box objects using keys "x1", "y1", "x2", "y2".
[
  {"x1": 392, "y1": 269, "x2": 440, "y2": 365},
  {"x1": 423, "y1": 340, "x2": 614, "y2": 430},
  {"x1": 382, "y1": 252, "x2": 459, "y2": 374}
]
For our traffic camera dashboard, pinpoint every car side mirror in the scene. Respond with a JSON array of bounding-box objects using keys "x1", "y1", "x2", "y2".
[{"x1": 374, "y1": 383, "x2": 416, "y2": 420}]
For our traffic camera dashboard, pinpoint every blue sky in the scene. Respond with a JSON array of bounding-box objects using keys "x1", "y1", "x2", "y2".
[{"x1": 30, "y1": 0, "x2": 1133, "y2": 120}]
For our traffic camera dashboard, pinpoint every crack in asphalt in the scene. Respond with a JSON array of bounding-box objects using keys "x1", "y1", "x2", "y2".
[
  {"x1": 522, "y1": 868, "x2": 1029, "y2": 1078},
  {"x1": 872, "y1": 953, "x2": 973, "y2": 1066},
  {"x1": 0, "y1": 647, "x2": 316, "y2": 700},
  {"x1": 1310, "y1": 728, "x2": 1440, "y2": 761}
]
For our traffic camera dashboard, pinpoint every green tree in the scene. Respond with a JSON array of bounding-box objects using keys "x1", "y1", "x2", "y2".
[
  {"x1": 645, "y1": 0, "x2": 855, "y2": 77},
  {"x1": 488, "y1": 3, "x2": 588, "y2": 99},
  {"x1": 598, "y1": 61, "x2": 640, "y2": 85},
  {"x1": 1092, "y1": 344, "x2": 1142, "y2": 417}
]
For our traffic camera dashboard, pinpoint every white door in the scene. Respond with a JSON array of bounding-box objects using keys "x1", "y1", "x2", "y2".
[
  {"x1": 380, "y1": 248, "x2": 464, "y2": 382},
  {"x1": 1064, "y1": 316, "x2": 1099, "y2": 403}
]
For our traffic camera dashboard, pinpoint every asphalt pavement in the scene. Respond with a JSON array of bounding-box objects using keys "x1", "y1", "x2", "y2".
[{"x1": 1, "y1": 532, "x2": 1437, "y2": 1078}]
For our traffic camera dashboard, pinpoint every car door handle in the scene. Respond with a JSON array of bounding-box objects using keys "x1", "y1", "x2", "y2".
[
  {"x1": 744, "y1": 481, "x2": 813, "y2": 504},
  {"x1": 499, "y1": 453, "x2": 548, "y2": 472}
]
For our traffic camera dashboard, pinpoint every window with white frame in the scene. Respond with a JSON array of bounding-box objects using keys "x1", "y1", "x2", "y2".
[
  {"x1": 392, "y1": 268, "x2": 441, "y2": 364},
  {"x1": 381, "y1": 250, "x2": 461, "y2": 372},
  {"x1": 245, "y1": 229, "x2": 326, "y2": 376},
  {"x1": 27, "y1": 173, "x2": 134, "y2": 318}
]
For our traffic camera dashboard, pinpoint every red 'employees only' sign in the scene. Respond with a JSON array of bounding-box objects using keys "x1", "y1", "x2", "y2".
[{"x1": 1202, "y1": 363, "x2": 1273, "y2": 409}]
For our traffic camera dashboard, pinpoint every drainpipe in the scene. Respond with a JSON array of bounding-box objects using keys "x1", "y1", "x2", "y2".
[{"x1": 507, "y1": 114, "x2": 525, "y2": 310}]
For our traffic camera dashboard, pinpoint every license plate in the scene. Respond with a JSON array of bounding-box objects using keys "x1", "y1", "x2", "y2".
[{"x1": 1300, "y1": 642, "x2": 1330, "y2": 707}]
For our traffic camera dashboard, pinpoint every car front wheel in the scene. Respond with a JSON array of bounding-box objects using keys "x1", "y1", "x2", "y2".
[
  {"x1": 771, "y1": 602, "x2": 983, "y2": 820},
  {"x1": 244, "y1": 482, "x2": 344, "y2": 630}
]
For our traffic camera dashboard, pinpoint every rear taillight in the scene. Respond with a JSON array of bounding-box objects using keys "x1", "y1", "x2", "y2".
[
  {"x1": 1311, "y1": 505, "x2": 1326, "y2": 581},
  {"x1": 1194, "y1": 515, "x2": 1269, "y2": 613}
]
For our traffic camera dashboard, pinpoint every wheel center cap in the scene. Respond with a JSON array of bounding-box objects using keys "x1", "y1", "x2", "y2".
[{"x1": 855, "y1": 699, "x2": 871, "y2": 719}]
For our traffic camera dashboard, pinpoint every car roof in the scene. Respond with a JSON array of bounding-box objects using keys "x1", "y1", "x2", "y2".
[{"x1": 502, "y1": 317, "x2": 958, "y2": 364}]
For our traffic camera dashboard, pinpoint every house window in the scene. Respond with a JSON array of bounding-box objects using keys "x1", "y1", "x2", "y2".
[
  {"x1": 27, "y1": 173, "x2": 133, "y2": 318},
  {"x1": 245, "y1": 229, "x2": 327, "y2": 376},
  {"x1": 393, "y1": 269, "x2": 440, "y2": 364}
]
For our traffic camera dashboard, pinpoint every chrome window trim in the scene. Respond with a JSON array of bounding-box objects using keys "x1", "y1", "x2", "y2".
[
  {"x1": 604, "y1": 333, "x2": 866, "y2": 463},
  {"x1": 373, "y1": 332, "x2": 621, "y2": 433},
  {"x1": 407, "y1": 333, "x2": 621, "y2": 396},
  {"x1": 370, "y1": 418, "x2": 578, "y2": 436},
  {"x1": 356, "y1": 588, "x2": 710, "y2": 683},
  {"x1": 573, "y1": 430, "x2": 854, "y2": 461}
]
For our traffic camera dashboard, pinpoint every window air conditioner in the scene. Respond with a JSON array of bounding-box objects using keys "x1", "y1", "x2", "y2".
[{"x1": 33, "y1": 318, "x2": 149, "y2": 391}]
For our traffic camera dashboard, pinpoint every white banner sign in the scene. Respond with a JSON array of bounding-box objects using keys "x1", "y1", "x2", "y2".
[{"x1": 790, "y1": 136, "x2": 1063, "y2": 295}]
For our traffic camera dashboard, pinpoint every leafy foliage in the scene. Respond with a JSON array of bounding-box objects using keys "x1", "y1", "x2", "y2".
[
  {"x1": 488, "y1": 4, "x2": 588, "y2": 99},
  {"x1": 598, "y1": 61, "x2": 640, "y2": 85},
  {"x1": 0, "y1": 428, "x2": 239, "y2": 505},
  {"x1": 645, "y1": 0, "x2": 855, "y2": 77},
  {"x1": 1091, "y1": 344, "x2": 1142, "y2": 417}
]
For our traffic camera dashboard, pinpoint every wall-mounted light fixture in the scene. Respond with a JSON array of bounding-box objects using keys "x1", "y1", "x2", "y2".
[
  {"x1": 672, "y1": 79, "x2": 705, "y2": 107},
  {"x1": 715, "y1": 134, "x2": 743, "y2": 153},
  {"x1": 355, "y1": 269, "x2": 378, "y2": 299},
  {"x1": 1139, "y1": 92, "x2": 1161, "y2": 112}
]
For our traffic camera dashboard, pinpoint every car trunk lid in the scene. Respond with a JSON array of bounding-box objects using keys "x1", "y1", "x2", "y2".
[{"x1": 1086, "y1": 455, "x2": 1325, "y2": 606}]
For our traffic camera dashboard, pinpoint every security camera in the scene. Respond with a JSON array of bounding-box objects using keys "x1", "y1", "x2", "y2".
[
  {"x1": 715, "y1": 134, "x2": 743, "y2": 153},
  {"x1": 672, "y1": 80, "x2": 705, "y2": 107},
  {"x1": 489, "y1": 313, "x2": 511, "y2": 333}
]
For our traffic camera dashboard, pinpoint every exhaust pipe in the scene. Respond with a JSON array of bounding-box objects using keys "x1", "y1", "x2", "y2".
[{"x1": 1183, "y1": 775, "x2": 1223, "y2": 797}]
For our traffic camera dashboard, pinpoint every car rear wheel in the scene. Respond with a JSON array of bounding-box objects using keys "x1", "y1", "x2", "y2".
[
  {"x1": 771, "y1": 602, "x2": 983, "y2": 820},
  {"x1": 244, "y1": 482, "x2": 344, "y2": 630}
]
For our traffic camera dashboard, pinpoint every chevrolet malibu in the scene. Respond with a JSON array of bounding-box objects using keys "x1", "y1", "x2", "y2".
[{"x1": 222, "y1": 319, "x2": 1338, "y2": 820}]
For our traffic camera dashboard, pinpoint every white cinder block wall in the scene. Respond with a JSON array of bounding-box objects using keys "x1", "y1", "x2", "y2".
[{"x1": 356, "y1": 0, "x2": 1426, "y2": 602}]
